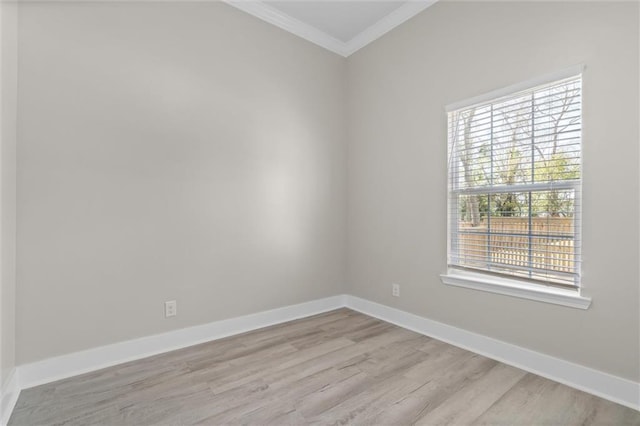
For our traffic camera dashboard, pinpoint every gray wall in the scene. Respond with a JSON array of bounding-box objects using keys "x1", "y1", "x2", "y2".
[
  {"x1": 347, "y1": 1, "x2": 639, "y2": 381},
  {"x1": 17, "y1": 2, "x2": 347, "y2": 364},
  {"x1": 12, "y1": 0, "x2": 640, "y2": 386},
  {"x1": 1, "y1": 0, "x2": 18, "y2": 389}
]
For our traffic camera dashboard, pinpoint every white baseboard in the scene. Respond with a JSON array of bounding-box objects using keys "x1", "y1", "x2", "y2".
[
  {"x1": 7, "y1": 292, "x2": 638, "y2": 425},
  {"x1": 18, "y1": 294, "x2": 347, "y2": 390},
  {"x1": 0, "y1": 368, "x2": 20, "y2": 426},
  {"x1": 344, "y1": 295, "x2": 640, "y2": 411}
]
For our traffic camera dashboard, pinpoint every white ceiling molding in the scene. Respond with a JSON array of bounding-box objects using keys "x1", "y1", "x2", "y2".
[
  {"x1": 223, "y1": 1, "x2": 438, "y2": 57},
  {"x1": 343, "y1": 1, "x2": 437, "y2": 56},
  {"x1": 224, "y1": 1, "x2": 348, "y2": 55}
]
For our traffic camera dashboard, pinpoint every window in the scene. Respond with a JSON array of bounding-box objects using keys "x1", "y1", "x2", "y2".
[{"x1": 444, "y1": 70, "x2": 586, "y2": 304}]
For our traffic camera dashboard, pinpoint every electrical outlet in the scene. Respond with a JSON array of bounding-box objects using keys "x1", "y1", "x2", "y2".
[
  {"x1": 392, "y1": 283, "x2": 400, "y2": 297},
  {"x1": 165, "y1": 300, "x2": 177, "y2": 318}
]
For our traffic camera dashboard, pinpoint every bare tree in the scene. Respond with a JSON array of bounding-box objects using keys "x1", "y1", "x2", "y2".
[
  {"x1": 533, "y1": 87, "x2": 580, "y2": 216},
  {"x1": 494, "y1": 107, "x2": 530, "y2": 216},
  {"x1": 457, "y1": 108, "x2": 482, "y2": 226}
]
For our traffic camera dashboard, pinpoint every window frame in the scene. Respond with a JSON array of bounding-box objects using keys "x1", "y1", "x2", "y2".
[{"x1": 441, "y1": 66, "x2": 591, "y2": 309}]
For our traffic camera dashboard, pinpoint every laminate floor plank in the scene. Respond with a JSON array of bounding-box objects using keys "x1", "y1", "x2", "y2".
[
  {"x1": 413, "y1": 363, "x2": 528, "y2": 426},
  {"x1": 9, "y1": 309, "x2": 640, "y2": 426},
  {"x1": 363, "y1": 353, "x2": 499, "y2": 426},
  {"x1": 473, "y1": 374, "x2": 640, "y2": 426},
  {"x1": 306, "y1": 370, "x2": 427, "y2": 425}
]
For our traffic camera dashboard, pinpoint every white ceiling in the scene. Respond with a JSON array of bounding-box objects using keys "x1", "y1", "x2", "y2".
[{"x1": 224, "y1": 1, "x2": 437, "y2": 57}]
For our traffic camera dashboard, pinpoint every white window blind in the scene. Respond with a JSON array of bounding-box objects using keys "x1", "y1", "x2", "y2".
[{"x1": 447, "y1": 74, "x2": 582, "y2": 288}]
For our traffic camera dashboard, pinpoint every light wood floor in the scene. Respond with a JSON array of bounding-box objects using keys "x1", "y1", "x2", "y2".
[{"x1": 9, "y1": 308, "x2": 640, "y2": 425}]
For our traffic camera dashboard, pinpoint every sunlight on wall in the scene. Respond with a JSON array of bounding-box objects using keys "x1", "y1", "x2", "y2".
[
  {"x1": 261, "y1": 159, "x2": 305, "y2": 257},
  {"x1": 256, "y1": 109, "x2": 320, "y2": 260}
]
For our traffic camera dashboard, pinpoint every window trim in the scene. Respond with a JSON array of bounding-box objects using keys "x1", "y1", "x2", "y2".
[
  {"x1": 444, "y1": 66, "x2": 589, "y2": 308},
  {"x1": 440, "y1": 270, "x2": 591, "y2": 309},
  {"x1": 445, "y1": 65, "x2": 585, "y2": 112}
]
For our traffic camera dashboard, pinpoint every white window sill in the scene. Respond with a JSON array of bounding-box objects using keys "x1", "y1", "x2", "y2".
[{"x1": 440, "y1": 270, "x2": 592, "y2": 310}]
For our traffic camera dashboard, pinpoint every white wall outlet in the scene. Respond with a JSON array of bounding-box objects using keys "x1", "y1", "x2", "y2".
[
  {"x1": 165, "y1": 300, "x2": 177, "y2": 318},
  {"x1": 392, "y1": 283, "x2": 400, "y2": 297}
]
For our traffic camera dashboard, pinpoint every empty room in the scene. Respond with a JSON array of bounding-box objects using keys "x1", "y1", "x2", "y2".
[{"x1": 0, "y1": 0, "x2": 639, "y2": 424}]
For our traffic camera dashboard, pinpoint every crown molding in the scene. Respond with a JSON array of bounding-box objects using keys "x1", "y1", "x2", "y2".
[
  {"x1": 223, "y1": 1, "x2": 349, "y2": 56},
  {"x1": 344, "y1": 0, "x2": 438, "y2": 56},
  {"x1": 14, "y1": 0, "x2": 436, "y2": 56},
  {"x1": 223, "y1": 1, "x2": 438, "y2": 58}
]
